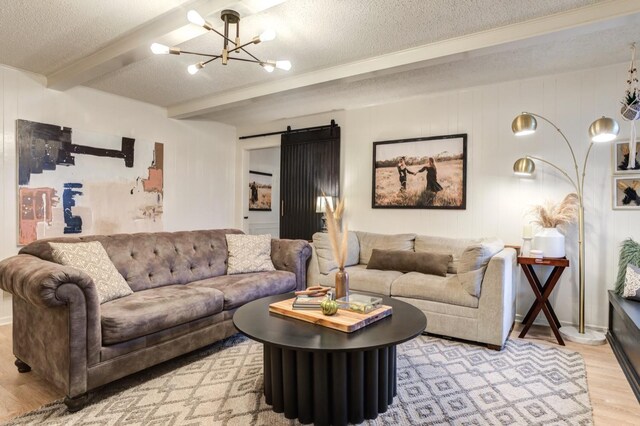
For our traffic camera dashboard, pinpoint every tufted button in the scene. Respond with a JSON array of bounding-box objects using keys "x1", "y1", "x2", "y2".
[
  {"x1": 148, "y1": 273, "x2": 153, "y2": 278},
  {"x1": 153, "y1": 249, "x2": 158, "y2": 255},
  {"x1": 175, "y1": 247, "x2": 179, "y2": 253},
  {"x1": 193, "y1": 245, "x2": 197, "y2": 251},
  {"x1": 130, "y1": 252, "x2": 135, "y2": 259},
  {"x1": 210, "y1": 244, "x2": 214, "y2": 249},
  {"x1": 170, "y1": 268, "x2": 174, "y2": 274}
]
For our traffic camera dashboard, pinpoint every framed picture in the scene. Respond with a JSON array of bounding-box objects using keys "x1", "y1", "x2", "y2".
[
  {"x1": 613, "y1": 175, "x2": 640, "y2": 210},
  {"x1": 372, "y1": 133, "x2": 467, "y2": 209},
  {"x1": 249, "y1": 170, "x2": 272, "y2": 211},
  {"x1": 612, "y1": 140, "x2": 640, "y2": 174}
]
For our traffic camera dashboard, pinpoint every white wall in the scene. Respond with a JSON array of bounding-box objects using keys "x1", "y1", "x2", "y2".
[
  {"x1": 0, "y1": 65, "x2": 237, "y2": 323},
  {"x1": 237, "y1": 62, "x2": 640, "y2": 330},
  {"x1": 247, "y1": 147, "x2": 280, "y2": 237}
]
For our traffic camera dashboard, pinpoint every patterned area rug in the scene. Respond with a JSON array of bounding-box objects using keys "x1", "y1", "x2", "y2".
[{"x1": 3, "y1": 334, "x2": 592, "y2": 425}]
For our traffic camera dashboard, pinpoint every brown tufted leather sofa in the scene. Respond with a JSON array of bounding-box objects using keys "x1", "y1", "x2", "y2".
[{"x1": 0, "y1": 229, "x2": 311, "y2": 411}]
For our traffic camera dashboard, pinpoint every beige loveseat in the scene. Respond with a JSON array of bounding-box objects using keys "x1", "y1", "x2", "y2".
[{"x1": 307, "y1": 231, "x2": 517, "y2": 349}]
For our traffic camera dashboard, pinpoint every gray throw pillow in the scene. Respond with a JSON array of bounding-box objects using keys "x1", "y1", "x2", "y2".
[
  {"x1": 623, "y1": 263, "x2": 640, "y2": 301},
  {"x1": 226, "y1": 234, "x2": 276, "y2": 275},
  {"x1": 49, "y1": 241, "x2": 133, "y2": 304},
  {"x1": 366, "y1": 249, "x2": 452, "y2": 277}
]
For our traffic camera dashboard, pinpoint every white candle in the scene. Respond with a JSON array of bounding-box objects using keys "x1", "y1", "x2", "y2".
[{"x1": 523, "y1": 224, "x2": 533, "y2": 239}]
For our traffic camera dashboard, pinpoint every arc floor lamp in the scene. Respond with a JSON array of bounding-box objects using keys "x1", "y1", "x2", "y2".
[{"x1": 512, "y1": 112, "x2": 620, "y2": 345}]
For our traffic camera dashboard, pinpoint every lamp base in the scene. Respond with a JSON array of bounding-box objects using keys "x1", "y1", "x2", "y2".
[{"x1": 559, "y1": 326, "x2": 606, "y2": 345}]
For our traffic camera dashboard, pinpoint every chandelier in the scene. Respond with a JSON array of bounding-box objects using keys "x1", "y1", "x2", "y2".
[{"x1": 150, "y1": 9, "x2": 291, "y2": 75}]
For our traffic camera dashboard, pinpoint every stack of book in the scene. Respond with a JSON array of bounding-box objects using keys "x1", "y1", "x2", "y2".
[{"x1": 292, "y1": 295, "x2": 327, "y2": 310}]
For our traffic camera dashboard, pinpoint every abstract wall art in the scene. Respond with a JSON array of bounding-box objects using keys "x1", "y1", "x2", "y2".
[
  {"x1": 372, "y1": 134, "x2": 467, "y2": 209},
  {"x1": 17, "y1": 119, "x2": 164, "y2": 245}
]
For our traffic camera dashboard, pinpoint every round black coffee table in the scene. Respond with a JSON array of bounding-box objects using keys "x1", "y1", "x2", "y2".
[{"x1": 233, "y1": 293, "x2": 426, "y2": 426}]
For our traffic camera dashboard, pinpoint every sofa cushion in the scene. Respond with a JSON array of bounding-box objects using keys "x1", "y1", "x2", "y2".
[
  {"x1": 391, "y1": 272, "x2": 479, "y2": 308},
  {"x1": 414, "y1": 235, "x2": 481, "y2": 274},
  {"x1": 458, "y1": 239, "x2": 504, "y2": 273},
  {"x1": 313, "y1": 231, "x2": 360, "y2": 274},
  {"x1": 367, "y1": 249, "x2": 451, "y2": 277},
  {"x1": 100, "y1": 285, "x2": 224, "y2": 345},
  {"x1": 356, "y1": 231, "x2": 415, "y2": 265},
  {"x1": 226, "y1": 234, "x2": 276, "y2": 274},
  {"x1": 190, "y1": 270, "x2": 296, "y2": 310},
  {"x1": 50, "y1": 241, "x2": 132, "y2": 304},
  {"x1": 20, "y1": 229, "x2": 243, "y2": 291}
]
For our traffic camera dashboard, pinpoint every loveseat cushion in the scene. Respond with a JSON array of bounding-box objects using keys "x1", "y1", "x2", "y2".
[
  {"x1": 414, "y1": 235, "x2": 481, "y2": 274},
  {"x1": 100, "y1": 285, "x2": 224, "y2": 345},
  {"x1": 356, "y1": 231, "x2": 415, "y2": 265},
  {"x1": 391, "y1": 272, "x2": 479, "y2": 308},
  {"x1": 190, "y1": 270, "x2": 296, "y2": 310},
  {"x1": 314, "y1": 264, "x2": 402, "y2": 296},
  {"x1": 312, "y1": 231, "x2": 360, "y2": 274}
]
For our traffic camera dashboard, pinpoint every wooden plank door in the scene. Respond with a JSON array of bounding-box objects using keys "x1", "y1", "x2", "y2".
[{"x1": 280, "y1": 126, "x2": 340, "y2": 240}]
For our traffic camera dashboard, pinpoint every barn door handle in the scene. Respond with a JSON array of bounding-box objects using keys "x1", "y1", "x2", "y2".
[{"x1": 281, "y1": 200, "x2": 284, "y2": 217}]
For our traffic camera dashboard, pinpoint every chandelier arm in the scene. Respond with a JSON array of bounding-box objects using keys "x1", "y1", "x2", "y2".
[
  {"x1": 226, "y1": 57, "x2": 264, "y2": 64},
  {"x1": 527, "y1": 155, "x2": 580, "y2": 194},
  {"x1": 210, "y1": 28, "x2": 238, "y2": 47},
  {"x1": 524, "y1": 112, "x2": 582, "y2": 193},
  {"x1": 203, "y1": 57, "x2": 220, "y2": 66},
  {"x1": 238, "y1": 47, "x2": 261, "y2": 62},
  {"x1": 231, "y1": 39, "x2": 261, "y2": 53},
  {"x1": 180, "y1": 51, "x2": 221, "y2": 58}
]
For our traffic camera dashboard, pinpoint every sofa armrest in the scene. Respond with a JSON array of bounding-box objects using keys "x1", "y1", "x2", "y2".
[
  {"x1": 271, "y1": 239, "x2": 312, "y2": 291},
  {"x1": 476, "y1": 248, "x2": 517, "y2": 348},
  {"x1": 306, "y1": 244, "x2": 322, "y2": 287},
  {"x1": 0, "y1": 254, "x2": 100, "y2": 308},
  {"x1": 0, "y1": 254, "x2": 102, "y2": 376}
]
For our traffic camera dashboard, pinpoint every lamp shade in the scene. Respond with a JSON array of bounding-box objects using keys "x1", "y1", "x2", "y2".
[
  {"x1": 512, "y1": 113, "x2": 537, "y2": 136},
  {"x1": 588, "y1": 116, "x2": 619, "y2": 143},
  {"x1": 513, "y1": 157, "x2": 535, "y2": 176},
  {"x1": 316, "y1": 196, "x2": 334, "y2": 213}
]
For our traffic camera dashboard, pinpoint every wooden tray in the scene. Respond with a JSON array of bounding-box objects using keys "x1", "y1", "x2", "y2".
[{"x1": 269, "y1": 298, "x2": 393, "y2": 333}]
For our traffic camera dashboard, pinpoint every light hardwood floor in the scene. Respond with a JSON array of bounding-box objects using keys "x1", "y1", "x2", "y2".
[{"x1": 0, "y1": 323, "x2": 638, "y2": 424}]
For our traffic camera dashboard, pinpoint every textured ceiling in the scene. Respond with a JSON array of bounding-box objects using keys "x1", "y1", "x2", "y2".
[
  {"x1": 0, "y1": 0, "x2": 194, "y2": 74},
  {"x1": 2, "y1": 0, "x2": 636, "y2": 126},
  {"x1": 85, "y1": 0, "x2": 602, "y2": 106}
]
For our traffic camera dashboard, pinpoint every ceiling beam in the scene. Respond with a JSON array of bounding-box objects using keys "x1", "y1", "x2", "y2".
[
  {"x1": 168, "y1": 0, "x2": 640, "y2": 119},
  {"x1": 46, "y1": 0, "x2": 287, "y2": 90}
]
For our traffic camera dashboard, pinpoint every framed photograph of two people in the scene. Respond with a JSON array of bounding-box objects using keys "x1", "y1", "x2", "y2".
[{"x1": 372, "y1": 133, "x2": 467, "y2": 209}]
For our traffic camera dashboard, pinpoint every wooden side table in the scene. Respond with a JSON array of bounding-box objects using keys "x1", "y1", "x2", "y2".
[{"x1": 518, "y1": 256, "x2": 570, "y2": 345}]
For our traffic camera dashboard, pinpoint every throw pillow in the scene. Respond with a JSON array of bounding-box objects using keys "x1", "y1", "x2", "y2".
[
  {"x1": 623, "y1": 263, "x2": 640, "y2": 301},
  {"x1": 615, "y1": 238, "x2": 640, "y2": 295},
  {"x1": 415, "y1": 235, "x2": 481, "y2": 274},
  {"x1": 226, "y1": 234, "x2": 276, "y2": 275},
  {"x1": 49, "y1": 241, "x2": 133, "y2": 304},
  {"x1": 356, "y1": 231, "x2": 416, "y2": 264},
  {"x1": 366, "y1": 249, "x2": 452, "y2": 277},
  {"x1": 313, "y1": 231, "x2": 359, "y2": 275}
]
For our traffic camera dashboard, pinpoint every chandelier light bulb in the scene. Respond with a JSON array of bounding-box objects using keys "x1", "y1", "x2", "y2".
[
  {"x1": 259, "y1": 29, "x2": 276, "y2": 42},
  {"x1": 275, "y1": 60, "x2": 292, "y2": 71},
  {"x1": 188, "y1": 62, "x2": 205, "y2": 75},
  {"x1": 150, "y1": 43, "x2": 170, "y2": 55},
  {"x1": 187, "y1": 10, "x2": 206, "y2": 27},
  {"x1": 262, "y1": 62, "x2": 275, "y2": 73}
]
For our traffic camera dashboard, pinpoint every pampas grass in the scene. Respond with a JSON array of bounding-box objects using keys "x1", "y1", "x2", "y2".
[
  {"x1": 323, "y1": 195, "x2": 347, "y2": 268},
  {"x1": 529, "y1": 193, "x2": 579, "y2": 229}
]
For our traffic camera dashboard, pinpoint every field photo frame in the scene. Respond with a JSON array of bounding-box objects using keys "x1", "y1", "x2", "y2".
[
  {"x1": 372, "y1": 134, "x2": 467, "y2": 209},
  {"x1": 248, "y1": 170, "x2": 273, "y2": 211}
]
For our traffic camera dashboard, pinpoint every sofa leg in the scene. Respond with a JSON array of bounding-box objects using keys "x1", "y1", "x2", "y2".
[
  {"x1": 64, "y1": 394, "x2": 88, "y2": 412},
  {"x1": 14, "y1": 358, "x2": 31, "y2": 373},
  {"x1": 486, "y1": 344, "x2": 504, "y2": 351}
]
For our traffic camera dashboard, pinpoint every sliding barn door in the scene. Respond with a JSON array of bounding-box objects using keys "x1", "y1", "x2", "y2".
[{"x1": 280, "y1": 126, "x2": 340, "y2": 240}]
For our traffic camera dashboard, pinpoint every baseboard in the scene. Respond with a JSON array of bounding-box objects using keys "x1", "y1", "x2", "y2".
[
  {"x1": 0, "y1": 316, "x2": 12, "y2": 326},
  {"x1": 607, "y1": 331, "x2": 640, "y2": 402},
  {"x1": 514, "y1": 314, "x2": 607, "y2": 333}
]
